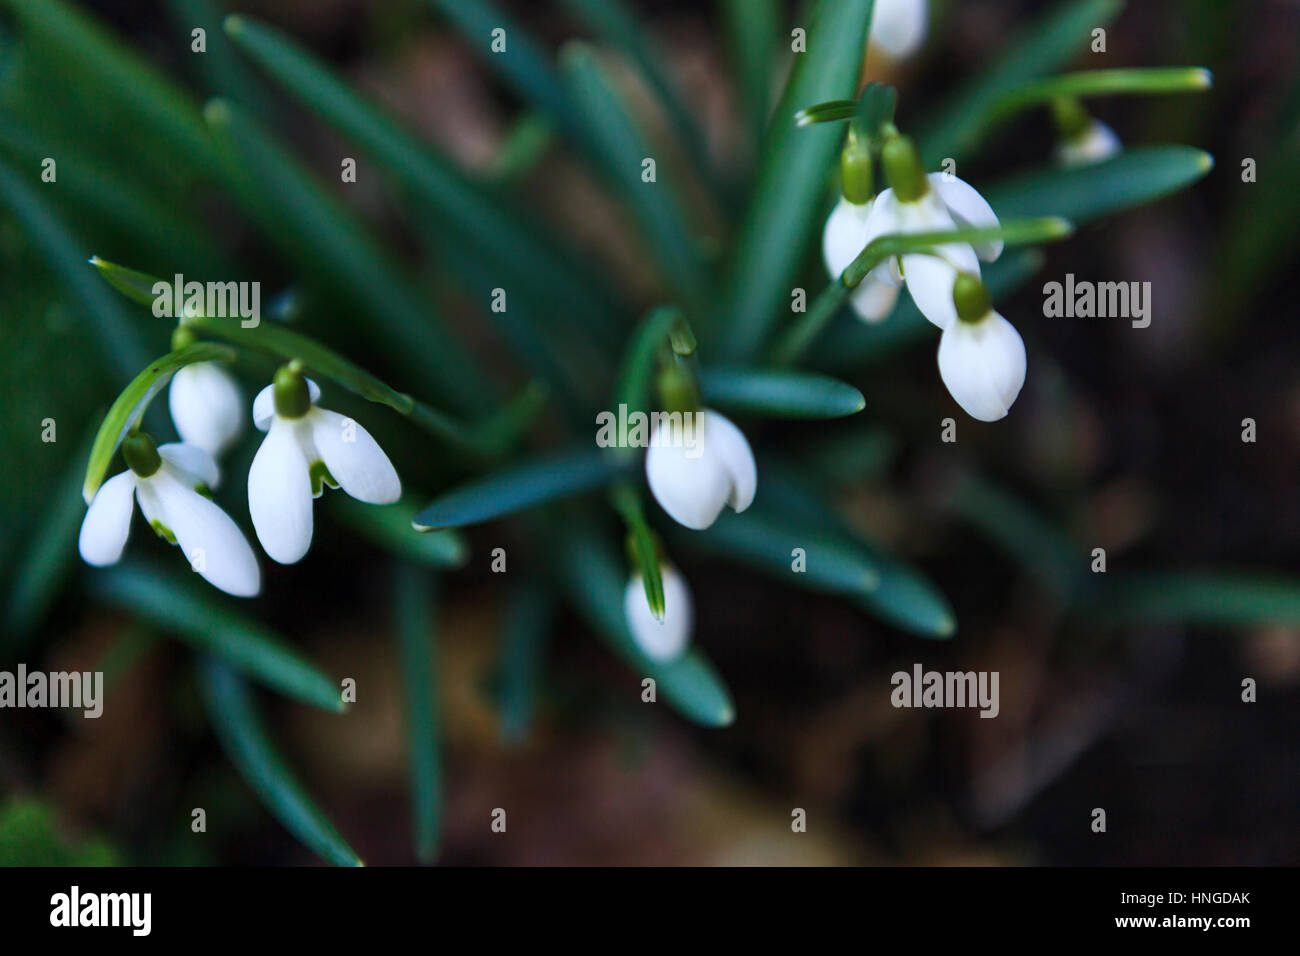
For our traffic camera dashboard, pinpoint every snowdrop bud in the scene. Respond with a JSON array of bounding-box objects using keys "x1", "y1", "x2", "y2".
[
  {"x1": 937, "y1": 274, "x2": 1026, "y2": 422},
  {"x1": 881, "y1": 134, "x2": 928, "y2": 202},
  {"x1": 1056, "y1": 119, "x2": 1121, "y2": 167},
  {"x1": 624, "y1": 566, "x2": 692, "y2": 662},
  {"x1": 169, "y1": 362, "x2": 244, "y2": 458},
  {"x1": 868, "y1": 0, "x2": 928, "y2": 61},
  {"x1": 646, "y1": 409, "x2": 756, "y2": 530}
]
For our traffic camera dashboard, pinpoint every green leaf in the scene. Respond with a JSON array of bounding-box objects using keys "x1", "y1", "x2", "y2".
[
  {"x1": 714, "y1": 0, "x2": 877, "y2": 360},
  {"x1": 412, "y1": 450, "x2": 634, "y2": 531},
  {"x1": 719, "y1": 0, "x2": 780, "y2": 147},
  {"x1": 555, "y1": 524, "x2": 734, "y2": 727},
  {"x1": 699, "y1": 367, "x2": 864, "y2": 418},
  {"x1": 81, "y1": 342, "x2": 236, "y2": 504},
  {"x1": 1099, "y1": 572, "x2": 1300, "y2": 627},
  {"x1": 328, "y1": 496, "x2": 468, "y2": 568},
  {"x1": 0, "y1": 158, "x2": 149, "y2": 380},
  {"x1": 852, "y1": 554, "x2": 956, "y2": 639},
  {"x1": 0, "y1": 800, "x2": 118, "y2": 867},
  {"x1": 202, "y1": 99, "x2": 490, "y2": 412},
  {"x1": 794, "y1": 99, "x2": 859, "y2": 126},
  {"x1": 914, "y1": 0, "x2": 1125, "y2": 165},
  {"x1": 222, "y1": 14, "x2": 617, "y2": 348},
  {"x1": 984, "y1": 146, "x2": 1215, "y2": 224},
  {"x1": 393, "y1": 563, "x2": 441, "y2": 863},
  {"x1": 987, "y1": 67, "x2": 1213, "y2": 125},
  {"x1": 93, "y1": 565, "x2": 344, "y2": 713},
  {"x1": 611, "y1": 483, "x2": 664, "y2": 621},
  {"x1": 497, "y1": 578, "x2": 552, "y2": 744},
  {"x1": 196, "y1": 658, "x2": 362, "y2": 866},
  {"x1": 560, "y1": 43, "x2": 709, "y2": 308},
  {"x1": 611, "y1": 306, "x2": 685, "y2": 441},
  {"x1": 0, "y1": 0, "x2": 215, "y2": 173}
]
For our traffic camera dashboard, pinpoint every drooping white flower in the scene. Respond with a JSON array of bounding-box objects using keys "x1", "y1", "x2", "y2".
[
  {"x1": 168, "y1": 361, "x2": 244, "y2": 457},
  {"x1": 868, "y1": 0, "x2": 928, "y2": 60},
  {"x1": 823, "y1": 197, "x2": 902, "y2": 322},
  {"x1": 937, "y1": 274, "x2": 1027, "y2": 422},
  {"x1": 78, "y1": 434, "x2": 261, "y2": 597},
  {"x1": 1056, "y1": 118, "x2": 1121, "y2": 167},
  {"x1": 623, "y1": 566, "x2": 693, "y2": 662},
  {"x1": 248, "y1": 367, "x2": 401, "y2": 564},
  {"x1": 646, "y1": 408, "x2": 755, "y2": 531}
]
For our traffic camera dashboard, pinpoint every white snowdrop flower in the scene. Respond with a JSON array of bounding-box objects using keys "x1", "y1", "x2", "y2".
[
  {"x1": 823, "y1": 196, "x2": 902, "y2": 322},
  {"x1": 78, "y1": 431, "x2": 261, "y2": 597},
  {"x1": 936, "y1": 274, "x2": 1027, "y2": 422},
  {"x1": 857, "y1": 135, "x2": 1003, "y2": 330},
  {"x1": 623, "y1": 566, "x2": 693, "y2": 662},
  {"x1": 169, "y1": 361, "x2": 244, "y2": 458},
  {"x1": 1056, "y1": 118, "x2": 1121, "y2": 167},
  {"x1": 646, "y1": 408, "x2": 756, "y2": 531},
  {"x1": 248, "y1": 364, "x2": 401, "y2": 564},
  {"x1": 868, "y1": 0, "x2": 928, "y2": 61}
]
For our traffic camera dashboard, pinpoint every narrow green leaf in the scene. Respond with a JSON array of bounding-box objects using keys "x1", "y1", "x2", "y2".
[
  {"x1": 328, "y1": 496, "x2": 467, "y2": 568},
  {"x1": 611, "y1": 483, "x2": 664, "y2": 621},
  {"x1": 719, "y1": 0, "x2": 780, "y2": 147},
  {"x1": 82, "y1": 343, "x2": 236, "y2": 504},
  {"x1": 714, "y1": 0, "x2": 877, "y2": 360},
  {"x1": 984, "y1": 146, "x2": 1215, "y2": 224},
  {"x1": 699, "y1": 367, "x2": 864, "y2": 418},
  {"x1": 202, "y1": 99, "x2": 489, "y2": 412},
  {"x1": 852, "y1": 554, "x2": 956, "y2": 639},
  {"x1": 196, "y1": 658, "x2": 362, "y2": 866},
  {"x1": 794, "y1": 100, "x2": 859, "y2": 126},
  {"x1": 0, "y1": 158, "x2": 148, "y2": 380},
  {"x1": 555, "y1": 525, "x2": 734, "y2": 727},
  {"x1": 561, "y1": 43, "x2": 709, "y2": 307},
  {"x1": 1099, "y1": 572, "x2": 1300, "y2": 627},
  {"x1": 222, "y1": 14, "x2": 617, "y2": 347},
  {"x1": 393, "y1": 563, "x2": 441, "y2": 863},
  {"x1": 945, "y1": 471, "x2": 1090, "y2": 602},
  {"x1": 497, "y1": 578, "x2": 552, "y2": 744},
  {"x1": 687, "y1": 507, "x2": 881, "y2": 596},
  {"x1": 94, "y1": 565, "x2": 344, "y2": 712},
  {"x1": 413, "y1": 450, "x2": 634, "y2": 531},
  {"x1": 915, "y1": 0, "x2": 1125, "y2": 165},
  {"x1": 987, "y1": 67, "x2": 1213, "y2": 125}
]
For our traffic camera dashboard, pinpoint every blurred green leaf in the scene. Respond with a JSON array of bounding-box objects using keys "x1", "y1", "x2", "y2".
[
  {"x1": 915, "y1": 0, "x2": 1125, "y2": 165},
  {"x1": 413, "y1": 450, "x2": 634, "y2": 531},
  {"x1": 197, "y1": 658, "x2": 362, "y2": 866},
  {"x1": 561, "y1": 42, "x2": 709, "y2": 308},
  {"x1": 0, "y1": 800, "x2": 118, "y2": 867},
  {"x1": 714, "y1": 0, "x2": 876, "y2": 360},
  {"x1": 611, "y1": 482, "x2": 664, "y2": 620},
  {"x1": 81, "y1": 342, "x2": 235, "y2": 504},
  {"x1": 555, "y1": 524, "x2": 734, "y2": 727},
  {"x1": 985, "y1": 146, "x2": 1214, "y2": 223},
  {"x1": 394, "y1": 563, "x2": 441, "y2": 863},
  {"x1": 497, "y1": 578, "x2": 552, "y2": 744},
  {"x1": 93, "y1": 565, "x2": 344, "y2": 713},
  {"x1": 1099, "y1": 572, "x2": 1300, "y2": 626},
  {"x1": 328, "y1": 496, "x2": 467, "y2": 568},
  {"x1": 719, "y1": 0, "x2": 780, "y2": 149},
  {"x1": 987, "y1": 67, "x2": 1212, "y2": 124},
  {"x1": 699, "y1": 367, "x2": 864, "y2": 418}
]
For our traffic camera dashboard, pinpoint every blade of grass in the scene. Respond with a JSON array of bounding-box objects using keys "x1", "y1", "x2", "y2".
[
  {"x1": 93, "y1": 564, "x2": 344, "y2": 713},
  {"x1": 393, "y1": 563, "x2": 441, "y2": 863},
  {"x1": 196, "y1": 658, "x2": 362, "y2": 866},
  {"x1": 713, "y1": 0, "x2": 876, "y2": 360}
]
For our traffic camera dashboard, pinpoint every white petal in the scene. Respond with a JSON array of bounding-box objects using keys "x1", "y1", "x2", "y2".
[
  {"x1": 848, "y1": 265, "x2": 903, "y2": 322},
  {"x1": 308, "y1": 408, "x2": 401, "y2": 505},
  {"x1": 701, "y1": 410, "x2": 756, "y2": 514},
  {"x1": 901, "y1": 253, "x2": 967, "y2": 329},
  {"x1": 168, "y1": 362, "x2": 244, "y2": 456},
  {"x1": 252, "y1": 377, "x2": 321, "y2": 431},
  {"x1": 158, "y1": 442, "x2": 220, "y2": 490},
  {"x1": 248, "y1": 418, "x2": 315, "y2": 563},
  {"x1": 822, "y1": 197, "x2": 874, "y2": 280},
  {"x1": 623, "y1": 568, "x2": 693, "y2": 662},
  {"x1": 869, "y1": 0, "x2": 928, "y2": 59},
  {"x1": 78, "y1": 471, "x2": 137, "y2": 566},
  {"x1": 646, "y1": 415, "x2": 731, "y2": 530},
  {"x1": 929, "y1": 173, "x2": 1003, "y2": 261},
  {"x1": 1056, "y1": 119, "x2": 1121, "y2": 167},
  {"x1": 145, "y1": 471, "x2": 261, "y2": 597},
  {"x1": 937, "y1": 310, "x2": 1027, "y2": 422}
]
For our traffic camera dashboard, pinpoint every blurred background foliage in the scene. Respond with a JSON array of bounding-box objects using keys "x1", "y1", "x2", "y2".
[{"x1": 0, "y1": 0, "x2": 1297, "y2": 865}]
